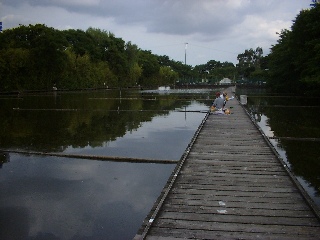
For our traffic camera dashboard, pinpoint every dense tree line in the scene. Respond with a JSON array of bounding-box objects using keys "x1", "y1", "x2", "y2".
[
  {"x1": 267, "y1": 3, "x2": 320, "y2": 95},
  {"x1": 0, "y1": 24, "x2": 236, "y2": 91},
  {"x1": 0, "y1": 25, "x2": 181, "y2": 91}
]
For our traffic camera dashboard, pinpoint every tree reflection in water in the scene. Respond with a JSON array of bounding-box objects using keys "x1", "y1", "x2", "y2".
[{"x1": 0, "y1": 88, "x2": 216, "y2": 239}]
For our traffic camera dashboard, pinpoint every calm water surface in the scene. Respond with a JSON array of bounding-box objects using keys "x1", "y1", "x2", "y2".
[{"x1": 0, "y1": 88, "x2": 216, "y2": 240}]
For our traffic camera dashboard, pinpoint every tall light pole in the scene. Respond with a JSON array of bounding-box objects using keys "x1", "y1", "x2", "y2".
[
  {"x1": 184, "y1": 43, "x2": 188, "y2": 86},
  {"x1": 184, "y1": 43, "x2": 188, "y2": 65}
]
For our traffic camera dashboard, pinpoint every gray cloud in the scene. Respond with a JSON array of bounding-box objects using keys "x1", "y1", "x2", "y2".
[{"x1": 0, "y1": 0, "x2": 312, "y2": 65}]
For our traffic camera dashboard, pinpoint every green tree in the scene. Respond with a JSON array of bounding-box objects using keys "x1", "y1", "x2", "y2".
[
  {"x1": 125, "y1": 42, "x2": 142, "y2": 86},
  {"x1": 237, "y1": 47, "x2": 263, "y2": 80},
  {"x1": 159, "y1": 66, "x2": 179, "y2": 86},
  {"x1": 268, "y1": 4, "x2": 320, "y2": 95},
  {"x1": 138, "y1": 50, "x2": 160, "y2": 86},
  {"x1": 63, "y1": 29, "x2": 96, "y2": 57},
  {"x1": 0, "y1": 24, "x2": 68, "y2": 90},
  {"x1": 86, "y1": 28, "x2": 129, "y2": 86},
  {"x1": 291, "y1": 4, "x2": 320, "y2": 94},
  {"x1": 0, "y1": 48, "x2": 30, "y2": 91},
  {"x1": 27, "y1": 24, "x2": 68, "y2": 89},
  {"x1": 267, "y1": 30, "x2": 297, "y2": 91},
  {"x1": 128, "y1": 62, "x2": 142, "y2": 86}
]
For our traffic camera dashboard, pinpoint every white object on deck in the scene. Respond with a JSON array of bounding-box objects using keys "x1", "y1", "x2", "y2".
[{"x1": 240, "y1": 95, "x2": 247, "y2": 105}]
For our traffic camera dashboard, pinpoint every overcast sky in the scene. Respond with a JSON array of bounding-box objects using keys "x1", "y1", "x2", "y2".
[{"x1": 0, "y1": 0, "x2": 312, "y2": 66}]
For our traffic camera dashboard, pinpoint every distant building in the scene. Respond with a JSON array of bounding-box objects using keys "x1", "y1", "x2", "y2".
[{"x1": 219, "y1": 78, "x2": 232, "y2": 85}]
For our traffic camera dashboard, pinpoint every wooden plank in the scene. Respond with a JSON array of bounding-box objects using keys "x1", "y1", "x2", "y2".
[
  {"x1": 170, "y1": 188, "x2": 307, "y2": 200},
  {"x1": 162, "y1": 203, "x2": 313, "y2": 217},
  {"x1": 167, "y1": 193, "x2": 304, "y2": 204},
  {"x1": 153, "y1": 219, "x2": 320, "y2": 234},
  {"x1": 181, "y1": 164, "x2": 285, "y2": 172},
  {"x1": 179, "y1": 170, "x2": 289, "y2": 177},
  {"x1": 154, "y1": 211, "x2": 320, "y2": 227},
  {"x1": 148, "y1": 223, "x2": 320, "y2": 239},
  {"x1": 163, "y1": 199, "x2": 312, "y2": 212},
  {"x1": 172, "y1": 184, "x2": 299, "y2": 193}
]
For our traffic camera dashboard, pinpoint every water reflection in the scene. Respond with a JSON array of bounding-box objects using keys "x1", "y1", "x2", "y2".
[
  {"x1": 242, "y1": 91, "x2": 320, "y2": 208},
  {"x1": 0, "y1": 89, "x2": 212, "y2": 156},
  {"x1": 64, "y1": 110, "x2": 204, "y2": 160},
  {"x1": 0, "y1": 89, "x2": 217, "y2": 239},
  {"x1": 0, "y1": 154, "x2": 175, "y2": 240}
]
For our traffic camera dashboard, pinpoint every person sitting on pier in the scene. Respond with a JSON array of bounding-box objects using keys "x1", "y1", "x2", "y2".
[
  {"x1": 210, "y1": 92, "x2": 225, "y2": 114},
  {"x1": 211, "y1": 91, "x2": 231, "y2": 114}
]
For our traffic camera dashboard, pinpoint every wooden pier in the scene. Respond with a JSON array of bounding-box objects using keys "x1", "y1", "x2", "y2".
[{"x1": 134, "y1": 89, "x2": 320, "y2": 240}]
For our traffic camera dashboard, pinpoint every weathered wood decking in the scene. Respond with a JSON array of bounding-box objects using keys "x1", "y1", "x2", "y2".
[{"x1": 135, "y1": 89, "x2": 320, "y2": 240}]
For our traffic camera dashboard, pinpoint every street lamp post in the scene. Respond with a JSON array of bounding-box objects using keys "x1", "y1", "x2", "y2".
[{"x1": 184, "y1": 43, "x2": 189, "y2": 86}]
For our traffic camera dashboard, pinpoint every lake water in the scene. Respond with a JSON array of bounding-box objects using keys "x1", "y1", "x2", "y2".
[
  {"x1": 0, "y1": 88, "x2": 217, "y2": 240},
  {"x1": 1, "y1": 87, "x2": 319, "y2": 239}
]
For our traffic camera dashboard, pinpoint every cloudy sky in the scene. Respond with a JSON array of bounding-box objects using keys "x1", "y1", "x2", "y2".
[{"x1": 0, "y1": 0, "x2": 312, "y2": 66}]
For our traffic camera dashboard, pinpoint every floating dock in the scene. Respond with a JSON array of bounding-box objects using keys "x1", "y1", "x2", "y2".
[{"x1": 134, "y1": 89, "x2": 320, "y2": 239}]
